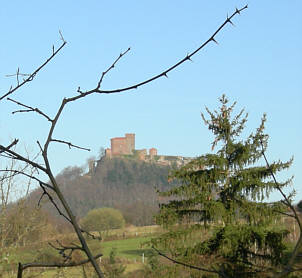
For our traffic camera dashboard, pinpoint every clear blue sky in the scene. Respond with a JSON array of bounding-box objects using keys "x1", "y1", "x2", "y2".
[{"x1": 1, "y1": 1, "x2": 301, "y2": 201}]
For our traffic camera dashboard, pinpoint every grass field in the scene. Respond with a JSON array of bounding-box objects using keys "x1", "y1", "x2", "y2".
[
  {"x1": 1, "y1": 227, "x2": 158, "y2": 278},
  {"x1": 101, "y1": 236, "x2": 153, "y2": 260},
  {"x1": 4, "y1": 223, "x2": 301, "y2": 277}
]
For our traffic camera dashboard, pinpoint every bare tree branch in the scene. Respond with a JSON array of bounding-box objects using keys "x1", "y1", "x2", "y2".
[
  {"x1": 0, "y1": 139, "x2": 19, "y2": 154},
  {"x1": 17, "y1": 253, "x2": 102, "y2": 278},
  {"x1": 7, "y1": 97, "x2": 53, "y2": 122},
  {"x1": 51, "y1": 139, "x2": 91, "y2": 151},
  {"x1": 0, "y1": 36, "x2": 66, "y2": 101},
  {"x1": 0, "y1": 169, "x2": 54, "y2": 190},
  {"x1": 38, "y1": 182, "x2": 71, "y2": 222},
  {"x1": 97, "y1": 47, "x2": 131, "y2": 90},
  {"x1": 49, "y1": 240, "x2": 83, "y2": 263},
  {"x1": 74, "y1": 5, "x2": 248, "y2": 97},
  {"x1": 153, "y1": 246, "x2": 271, "y2": 277},
  {"x1": 6, "y1": 72, "x2": 31, "y2": 78},
  {"x1": 274, "y1": 210, "x2": 296, "y2": 218},
  {"x1": 79, "y1": 228, "x2": 102, "y2": 241},
  {"x1": 78, "y1": 47, "x2": 131, "y2": 94},
  {"x1": 0, "y1": 145, "x2": 47, "y2": 173}
]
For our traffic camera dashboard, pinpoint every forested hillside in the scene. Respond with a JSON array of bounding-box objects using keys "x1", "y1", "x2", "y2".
[{"x1": 28, "y1": 157, "x2": 175, "y2": 226}]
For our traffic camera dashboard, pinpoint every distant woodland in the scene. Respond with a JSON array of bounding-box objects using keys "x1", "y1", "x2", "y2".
[{"x1": 27, "y1": 157, "x2": 176, "y2": 227}]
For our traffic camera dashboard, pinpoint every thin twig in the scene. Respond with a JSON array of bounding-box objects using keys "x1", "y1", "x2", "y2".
[
  {"x1": 77, "y1": 47, "x2": 131, "y2": 94},
  {"x1": 7, "y1": 97, "x2": 53, "y2": 122},
  {"x1": 96, "y1": 47, "x2": 131, "y2": 89},
  {"x1": 49, "y1": 240, "x2": 83, "y2": 262},
  {"x1": 152, "y1": 246, "x2": 219, "y2": 274},
  {"x1": 17, "y1": 253, "x2": 102, "y2": 278},
  {"x1": 37, "y1": 141, "x2": 44, "y2": 153},
  {"x1": 0, "y1": 38, "x2": 66, "y2": 101},
  {"x1": 38, "y1": 182, "x2": 72, "y2": 222},
  {"x1": 59, "y1": 30, "x2": 66, "y2": 43},
  {"x1": 6, "y1": 72, "x2": 30, "y2": 78},
  {"x1": 51, "y1": 139, "x2": 91, "y2": 151},
  {"x1": 0, "y1": 145, "x2": 47, "y2": 173},
  {"x1": 274, "y1": 210, "x2": 295, "y2": 218},
  {"x1": 0, "y1": 139, "x2": 19, "y2": 154},
  {"x1": 0, "y1": 153, "x2": 16, "y2": 159},
  {"x1": 80, "y1": 228, "x2": 102, "y2": 241},
  {"x1": 0, "y1": 169, "x2": 54, "y2": 190}
]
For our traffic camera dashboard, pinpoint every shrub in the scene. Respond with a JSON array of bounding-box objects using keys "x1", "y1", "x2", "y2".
[{"x1": 80, "y1": 208, "x2": 125, "y2": 232}]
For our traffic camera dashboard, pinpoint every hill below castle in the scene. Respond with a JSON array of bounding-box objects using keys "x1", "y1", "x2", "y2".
[{"x1": 29, "y1": 157, "x2": 176, "y2": 226}]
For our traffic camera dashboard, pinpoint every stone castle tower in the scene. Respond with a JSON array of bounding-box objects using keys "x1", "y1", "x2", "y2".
[
  {"x1": 106, "y1": 133, "x2": 135, "y2": 157},
  {"x1": 125, "y1": 133, "x2": 135, "y2": 154}
]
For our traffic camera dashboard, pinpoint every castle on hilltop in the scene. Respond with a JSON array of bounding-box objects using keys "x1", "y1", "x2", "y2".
[
  {"x1": 105, "y1": 133, "x2": 192, "y2": 167},
  {"x1": 105, "y1": 133, "x2": 157, "y2": 159}
]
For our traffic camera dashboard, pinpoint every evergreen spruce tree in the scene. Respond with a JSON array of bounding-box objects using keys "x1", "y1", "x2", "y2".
[{"x1": 154, "y1": 95, "x2": 293, "y2": 277}]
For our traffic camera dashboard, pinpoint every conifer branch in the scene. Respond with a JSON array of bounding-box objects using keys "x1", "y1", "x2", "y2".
[
  {"x1": 260, "y1": 142, "x2": 301, "y2": 230},
  {"x1": 152, "y1": 246, "x2": 221, "y2": 275},
  {"x1": 260, "y1": 141, "x2": 302, "y2": 278}
]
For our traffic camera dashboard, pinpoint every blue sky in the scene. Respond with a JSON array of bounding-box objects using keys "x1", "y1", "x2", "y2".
[{"x1": 1, "y1": 1, "x2": 301, "y2": 201}]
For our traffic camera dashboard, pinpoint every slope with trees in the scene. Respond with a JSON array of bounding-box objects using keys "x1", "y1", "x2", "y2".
[{"x1": 27, "y1": 157, "x2": 175, "y2": 227}]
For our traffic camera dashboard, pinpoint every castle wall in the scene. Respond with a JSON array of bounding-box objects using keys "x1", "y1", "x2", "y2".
[
  {"x1": 111, "y1": 137, "x2": 127, "y2": 155},
  {"x1": 125, "y1": 133, "x2": 135, "y2": 154},
  {"x1": 110, "y1": 133, "x2": 135, "y2": 155},
  {"x1": 105, "y1": 148, "x2": 112, "y2": 158},
  {"x1": 106, "y1": 133, "x2": 192, "y2": 167},
  {"x1": 149, "y1": 148, "x2": 157, "y2": 157},
  {"x1": 137, "y1": 149, "x2": 147, "y2": 160}
]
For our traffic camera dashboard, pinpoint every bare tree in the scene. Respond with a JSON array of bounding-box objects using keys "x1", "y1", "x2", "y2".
[
  {"x1": 0, "y1": 5, "x2": 248, "y2": 278},
  {"x1": 0, "y1": 147, "x2": 37, "y2": 249}
]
